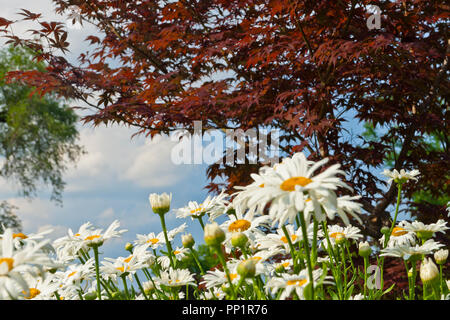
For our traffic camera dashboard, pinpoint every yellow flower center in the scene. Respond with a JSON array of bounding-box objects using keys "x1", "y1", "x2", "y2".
[
  {"x1": 168, "y1": 279, "x2": 181, "y2": 285},
  {"x1": 282, "y1": 262, "x2": 291, "y2": 268},
  {"x1": 23, "y1": 288, "x2": 40, "y2": 299},
  {"x1": 147, "y1": 238, "x2": 159, "y2": 245},
  {"x1": 13, "y1": 233, "x2": 28, "y2": 240},
  {"x1": 286, "y1": 279, "x2": 308, "y2": 286},
  {"x1": 173, "y1": 250, "x2": 181, "y2": 255},
  {"x1": 190, "y1": 207, "x2": 203, "y2": 215},
  {"x1": 392, "y1": 227, "x2": 408, "y2": 237},
  {"x1": 259, "y1": 183, "x2": 264, "y2": 188},
  {"x1": 229, "y1": 273, "x2": 238, "y2": 281},
  {"x1": 124, "y1": 256, "x2": 133, "y2": 263},
  {"x1": 251, "y1": 256, "x2": 262, "y2": 262},
  {"x1": 330, "y1": 232, "x2": 345, "y2": 239},
  {"x1": 228, "y1": 219, "x2": 251, "y2": 232},
  {"x1": 116, "y1": 266, "x2": 129, "y2": 273},
  {"x1": 68, "y1": 271, "x2": 77, "y2": 278},
  {"x1": 281, "y1": 234, "x2": 298, "y2": 243},
  {"x1": 85, "y1": 235, "x2": 101, "y2": 241},
  {"x1": 0, "y1": 258, "x2": 14, "y2": 271},
  {"x1": 280, "y1": 177, "x2": 313, "y2": 191}
]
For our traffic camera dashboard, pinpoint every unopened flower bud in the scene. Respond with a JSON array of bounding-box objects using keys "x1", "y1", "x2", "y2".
[
  {"x1": 231, "y1": 232, "x2": 248, "y2": 248},
  {"x1": 420, "y1": 257, "x2": 439, "y2": 284},
  {"x1": 434, "y1": 249, "x2": 448, "y2": 265},
  {"x1": 237, "y1": 259, "x2": 256, "y2": 279},
  {"x1": 182, "y1": 233, "x2": 195, "y2": 248},
  {"x1": 125, "y1": 242, "x2": 133, "y2": 252},
  {"x1": 149, "y1": 192, "x2": 172, "y2": 215},
  {"x1": 84, "y1": 291, "x2": 98, "y2": 300},
  {"x1": 204, "y1": 222, "x2": 225, "y2": 246},
  {"x1": 358, "y1": 241, "x2": 372, "y2": 258},
  {"x1": 381, "y1": 226, "x2": 390, "y2": 235},
  {"x1": 275, "y1": 263, "x2": 286, "y2": 274}
]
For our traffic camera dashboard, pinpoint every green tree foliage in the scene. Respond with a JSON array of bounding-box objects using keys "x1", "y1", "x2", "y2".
[
  {"x1": 0, "y1": 45, "x2": 84, "y2": 204},
  {"x1": 0, "y1": 201, "x2": 21, "y2": 233}
]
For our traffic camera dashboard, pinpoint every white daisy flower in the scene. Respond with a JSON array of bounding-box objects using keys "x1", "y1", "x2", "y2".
[
  {"x1": 204, "y1": 287, "x2": 226, "y2": 300},
  {"x1": 156, "y1": 267, "x2": 195, "y2": 287},
  {"x1": 176, "y1": 190, "x2": 229, "y2": 221},
  {"x1": 380, "y1": 239, "x2": 444, "y2": 260},
  {"x1": 100, "y1": 255, "x2": 145, "y2": 281},
  {"x1": 233, "y1": 152, "x2": 353, "y2": 227},
  {"x1": 349, "y1": 293, "x2": 365, "y2": 300},
  {"x1": 379, "y1": 221, "x2": 417, "y2": 248},
  {"x1": 265, "y1": 268, "x2": 324, "y2": 300},
  {"x1": 0, "y1": 228, "x2": 55, "y2": 299},
  {"x1": 220, "y1": 210, "x2": 271, "y2": 248},
  {"x1": 20, "y1": 273, "x2": 60, "y2": 300},
  {"x1": 382, "y1": 168, "x2": 420, "y2": 184},
  {"x1": 157, "y1": 247, "x2": 188, "y2": 269},
  {"x1": 79, "y1": 220, "x2": 127, "y2": 248},
  {"x1": 53, "y1": 222, "x2": 94, "y2": 261},
  {"x1": 201, "y1": 267, "x2": 242, "y2": 289},
  {"x1": 401, "y1": 219, "x2": 449, "y2": 240},
  {"x1": 55, "y1": 258, "x2": 95, "y2": 287},
  {"x1": 168, "y1": 223, "x2": 188, "y2": 240},
  {"x1": 319, "y1": 224, "x2": 363, "y2": 248},
  {"x1": 255, "y1": 223, "x2": 313, "y2": 253},
  {"x1": 135, "y1": 231, "x2": 166, "y2": 250}
]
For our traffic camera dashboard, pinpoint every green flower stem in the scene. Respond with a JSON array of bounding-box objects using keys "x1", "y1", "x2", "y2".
[
  {"x1": 190, "y1": 247, "x2": 205, "y2": 275},
  {"x1": 311, "y1": 219, "x2": 319, "y2": 267},
  {"x1": 385, "y1": 183, "x2": 403, "y2": 247},
  {"x1": 410, "y1": 258, "x2": 418, "y2": 300},
  {"x1": 158, "y1": 213, "x2": 175, "y2": 268},
  {"x1": 281, "y1": 224, "x2": 299, "y2": 272},
  {"x1": 379, "y1": 183, "x2": 403, "y2": 291},
  {"x1": 345, "y1": 242, "x2": 356, "y2": 274},
  {"x1": 321, "y1": 221, "x2": 342, "y2": 298},
  {"x1": 439, "y1": 265, "x2": 444, "y2": 297},
  {"x1": 134, "y1": 273, "x2": 149, "y2": 300},
  {"x1": 92, "y1": 245, "x2": 102, "y2": 300},
  {"x1": 338, "y1": 245, "x2": 347, "y2": 298},
  {"x1": 197, "y1": 216, "x2": 205, "y2": 230},
  {"x1": 364, "y1": 256, "x2": 369, "y2": 299},
  {"x1": 214, "y1": 245, "x2": 236, "y2": 299},
  {"x1": 121, "y1": 275, "x2": 130, "y2": 300},
  {"x1": 298, "y1": 211, "x2": 314, "y2": 300}
]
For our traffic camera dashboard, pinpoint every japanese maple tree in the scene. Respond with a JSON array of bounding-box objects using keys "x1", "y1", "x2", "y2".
[{"x1": 0, "y1": 0, "x2": 448, "y2": 239}]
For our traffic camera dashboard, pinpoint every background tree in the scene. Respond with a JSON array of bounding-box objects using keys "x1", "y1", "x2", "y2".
[
  {"x1": 0, "y1": 44, "x2": 84, "y2": 209},
  {"x1": 0, "y1": 1, "x2": 448, "y2": 239},
  {"x1": 0, "y1": 201, "x2": 22, "y2": 233}
]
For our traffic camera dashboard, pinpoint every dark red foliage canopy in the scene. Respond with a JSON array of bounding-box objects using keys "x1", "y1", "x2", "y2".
[{"x1": 1, "y1": 0, "x2": 448, "y2": 238}]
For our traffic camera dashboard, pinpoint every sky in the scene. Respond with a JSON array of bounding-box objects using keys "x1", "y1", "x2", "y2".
[{"x1": 0, "y1": 0, "x2": 212, "y2": 258}]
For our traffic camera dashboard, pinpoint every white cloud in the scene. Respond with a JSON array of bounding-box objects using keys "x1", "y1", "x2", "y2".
[
  {"x1": 6, "y1": 197, "x2": 53, "y2": 230},
  {"x1": 64, "y1": 123, "x2": 203, "y2": 192},
  {"x1": 36, "y1": 224, "x2": 68, "y2": 242}
]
